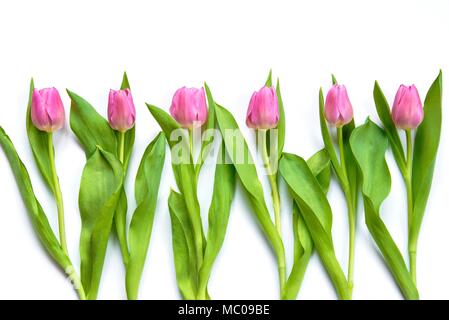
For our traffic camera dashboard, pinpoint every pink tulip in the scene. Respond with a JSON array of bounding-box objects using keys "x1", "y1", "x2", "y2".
[
  {"x1": 391, "y1": 85, "x2": 423, "y2": 130},
  {"x1": 169, "y1": 87, "x2": 208, "y2": 128},
  {"x1": 324, "y1": 84, "x2": 353, "y2": 127},
  {"x1": 246, "y1": 86, "x2": 279, "y2": 130},
  {"x1": 31, "y1": 88, "x2": 65, "y2": 133},
  {"x1": 108, "y1": 89, "x2": 136, "y2": 132}
]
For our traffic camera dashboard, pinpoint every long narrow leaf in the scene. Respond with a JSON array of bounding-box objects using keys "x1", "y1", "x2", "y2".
[
  {"x1": 168, "y1": 190, "x2": 198, "y2": 299},
  {"x1": 25, "y1": 79, "x2": 55, "y2": 194},
  {"x1": 125, "y1": 132, "x2": 166, "y2": 299},
  {"x1": 146, "y1": 104, "x2": 204, "y2": 247},
  {"x1": 350, "y1": 119, "x2": 418, "y2": 300},
  {"x1": 68, "y1": 90, "x2": 117, "y2": 157},
  {"x1": 282, "y1": 149, "x2": 331, "y2": 299},
  {"x1": 373, "y1": 81, "x2": 407, "y2": 175},
  {"x1": 213, "y1": 103, "x2": 286, "y2": 276},
  {"x1": 0, "y1": 127, "x2": 72, "y2": 272},
  {"x1": 197, "y1": 143, "x2": 236, "y2": 298},
  {"x1": 79, "y1": 147, "x2": 123, "y2": 299},
  {"x1": 279, "y1": 152, "x2": 350, "y2": 300},
  {"x1": 318, "y1": 89, "x2": 344, "y2": 182},
  {"x1": 410, "y1": 71, "x2": 443, "y2": 246}
]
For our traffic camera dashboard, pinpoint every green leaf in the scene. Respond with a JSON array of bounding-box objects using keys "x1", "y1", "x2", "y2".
[
  {"x1": 146, "y1": 103, "x2": 205, "y2": 281},
  {"x1": 68, "y1": 89, "x2": 117, "y2": 157},
  {"x1": 146, "y1": 104, "x2": 202, "y2": 233},
  {"x1": 283, "y1": 201, "x2": 312, "y2": 300},
  {"x1": 195, "y1": 82, "x2": 217, "y2": 178},
  {"x1": 307, "y1": 149, "x2": 332, "y2": 194},
  {"x1": 373, "y1": 81, "x2": 407, "y2": 175},
  {"x1": 145, "y1": 103, "x2": 184, "y2": 149},
  {"x1": 350, "y1": 119, "x2": 418, "y2": 300},
  {"x1": 342, "y1": 120, "x2": 359, "y2": 208},
  {"x1": 25, "y1": 79, "x2": 55, "y2": 194},
  {"x1": 213, "y1": 103, "x2": 286, "y2": 283},
  {"x1": 273, "y1": 78, "x2": 286, "y2": 160},
  {"x1": 117, "y1": 71, "x2": 135, "y2": 171},
  {"x1": 265, "y1": 69, "x2": 273, "y2": 87},
  {"x1": 282, "y1": 149, "x2": 331, "y2": 300},
  {"x1": 279, "y1": 152, "x2": 350, "y2": 300},
  {"x1": 197, "y1": 143, "x2": 236, "y2": 299},
  {"x1": 324, "y1": 75, "x2": 358, "y2": 203},
  {"x1": 79, "y1": 147, "x2": 123, "y2": 299},
  {"x1": 0, "y1": 127, "x2": 72, "y2": 272},
  {"x1": 120, "y1": 71, "x2": 130, "y2": 91},
  {"x1": 410, "y1": 71, "x2": 443, "y2": 249},
  {"x1": 168, "y1": 190, "x2": 198, "y2": 299},
  {"x1": 125, "y1": 132, "x2": 166, "y2": 299},
  {"x1": 331, "y1": 74, "x2": 338, "y2": 85},
  {"x1": 263, "y1": 71, "x2": 285, "y2": 161},
  {"x1": 318, "y1": 88, "x2": 345, "y2": 182},
  {"x1": 113, "y1": 72, "x2": 135, "y2": 265}
]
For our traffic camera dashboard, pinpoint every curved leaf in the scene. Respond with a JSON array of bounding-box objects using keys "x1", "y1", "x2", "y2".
[
  {"x1": 265, "y1": 69, "x2": 273, "y2": 87},
  {"x1": 79, "y1": 147, "x2": 123, "y2": 299},
  {"x1": 168, "y1": 190, "x2": 197, "y2": 299},
  {"x1": 146, "y1": 103, "x2": 203, "y2": 236},
  {"x1": 125, "y1": 132, "x2": 166, "y2": 299},
  {"x1": 25, "y1": 79, "x2": 55, "y2": 194},
  {"x1": 350, "y1": 119, "x2": 418, "y2": 300},
  {"x1": 68, "y1": 90, "x2": 117, "y2": 157},
  {"x1": 264, "y1": 71, "x2": 285, "y2": 160},
  {"x1": 195, "y1": 82, "x2": 216, "y2": 177},
  {"x1": 214, "y1": 103, "x2": 286, "y2": 276},
  {"x1": 318, "y1": 88, "x2": 344, "y2": 182},
  {"x1": 197, "y1": 143, "x2": 236, "y2": 299},
  {"x1": 307, "y1": 149, "x2": 332, "y2": 194},
  {"x1": 146, "y1": 103, "x2": 205, "y2": 288},
  {"x1": 282, "y1": 149, "x2": 331, "y2": 300},
  {"x1": 0, "y1": 127, "x2": 72, "y2": 272},
  {"x1": 118, "y1": 71, "x2": 135, "y2": 171},
  {"x1": 410, "y1": 71, "x2": 443, "y2": 246},
  {"x1": 342, "y1": 120, "x2": 359, "y2": 208},
  {"x1": 275, "y1": 78, "x2": 286, "y2": 160},
  {"x1": 113, "y1": 72, "x2": 135, "y2": 265},
  {"x1": 329, "y1": 74, "x2": 358, "y2": 202},
  {"x1": 279, "y1": 153, "x2": 350, "y2": 300},
  {"x1": 373, "y1": 81, "x2": 406, "y2": 175}
]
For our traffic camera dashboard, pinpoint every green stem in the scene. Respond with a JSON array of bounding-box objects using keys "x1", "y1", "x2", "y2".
[
  {"x1": 405, "y1": 129, "x2": 416, "y2": 285},
  {"x1": 66, "y1": 265, "x2": 86, "y2": 300},
  {"x1": 48, "y1": 133, "x2": 68, "y2": 256},
  {"x1": 48, "y1": 135, "x2": 86, "y2": 300},
  {"x1": 188, "y1": 128, "x2": 194, "y2": 162},
  {"x1": 259, "y1": 129, "x2": 285, "y2": 295},
  {"x1": 119, "y1": 131, "x2": 125, "y2": 164},
  {"x1": 337, "y1": 127, "x2": 355, "y2": 297},
  {"x1": 187, "y1": 128, "x2": 204, "y2": 296},
  {"x1": 117, "y1": 131, "x2": 130, "y2": 266},
  {"x1": 260, "y1": 130, "x2": 281, "y2": 235}
]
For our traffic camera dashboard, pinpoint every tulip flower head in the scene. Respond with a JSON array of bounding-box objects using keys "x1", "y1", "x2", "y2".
[
  {"x1": 324, "y1": 84, "x2": 353, "y2": 127},
  {"x1": 391, "y1": 85, "x2": 423, "y2": 130},
  {"x1": 169, "y1": 87, "x2": 208, "y2": 129},
  {"x1": 246, "y1": 86, "x2": 279, "y2": 130},
  {"x1": 108, "y1": 89, "x2": 136, "y2": 132},
  {"x1": 31, "y1": 88, "x2": 65, "y2": 133}
]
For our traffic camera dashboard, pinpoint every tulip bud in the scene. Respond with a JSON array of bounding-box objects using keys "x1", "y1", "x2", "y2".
[
  {"x1": 31, "y1": 88, "x2": 65, "y2": 133},
  {"x1": 391, "y1": 85, "x2": 423, "y2": 130},
  {"x1": 324, "y1": 84, "x2": 353, "y2": 127},
  {"x1": 246, "y1": 86, "x2": 279, "y2": 130},
  {"x1": 108, "y1": 89, "x2": 136, "y2": 132},
  {"x1": 169, "y1": 87, "x2": 208, "y2": 129}
]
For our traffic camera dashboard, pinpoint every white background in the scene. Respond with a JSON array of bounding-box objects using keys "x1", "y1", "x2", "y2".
[{"x1": 0, "y1": 0, "x2": 448, "y2": 300}]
